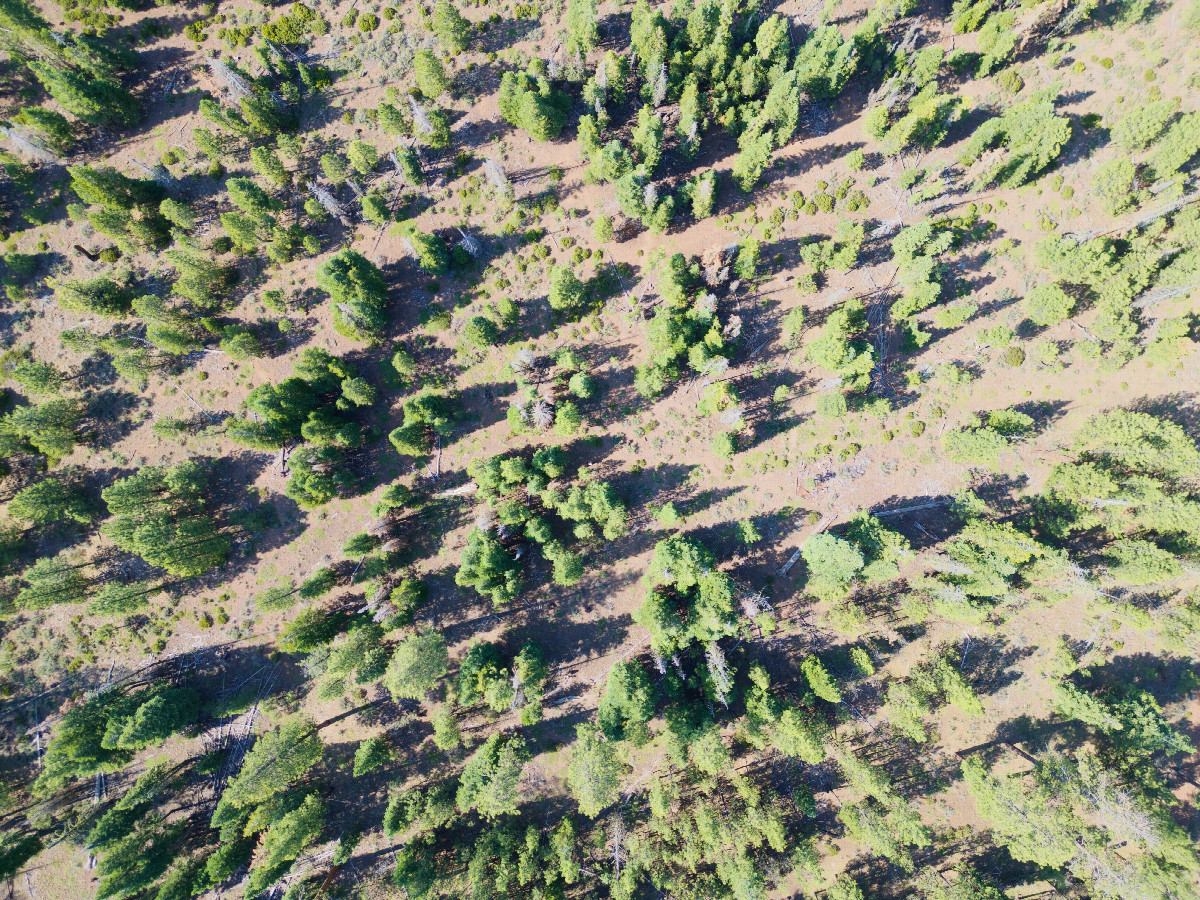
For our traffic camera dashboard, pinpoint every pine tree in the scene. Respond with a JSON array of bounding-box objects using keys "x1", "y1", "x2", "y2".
[
  {"x1": 94, "y1": 818, "x2": 185, "y2": 900},
  {"x1": 346, "y1": 139, "x2": 378, "y2": 175},
  {"x1": 216, "y1": 716, "x2": 323, "y2": 814},
  {"x1": 88, "y1": 580, "x2": 162, "y2": 616},
  {"x1": 402, "y1": 226, "x2": 450, "y2": 274},
  {"x1": 838, "y1": 799, "x2": 930, "y2": 871},
  {"x1": 805, "y1": 298, "x2": 876, "y2": 391},
  {"x1": 8, "y1": 358, "x2": 62, "y2": 395},
  {"x1": 564, "y1": 0, "x2": 598, "y2": 59},
  {"x1": 793, "y1": 26, "x2": 858, "y2": 100},
  {"x1": 384, "y1": 630, "x2": 449, "y2": 700},
  {"x1": 353, "y1": 736, "x2": 392, "y2": 776},
  {"x1": 801, "y1": 533, "x2": 864, "y2": 601},
  {"x1": 13, "y1": 106, "x2": 73, "y2": 154},
  {"x1": 1103, "y1": 538, "x2": 1182, "y2": 585},
  {"x1": 244, "y1": 794, "x2": 326, "y2": 897},
  {"x1": 962, "y1": 755, "x2": 1081, "y2": 867},
  {"x1": 317, "y1": 248, "x2": 389, "y2": 343},
  {"x1": 158, "y1": 198, "x2": 196, "y2": 231},
  {"x1": 33, "y1": 690, "x2": 133, "y2": 795},
  {"x1": 1073, "y1": 409, "x2": 1200, "y2": 481},
  {"x1": 28, "y1": 62, "x2": 139, "y2": 127},
  {"x1": 498, "y1": 71, "x2": 568, "y2": 141},
  {"x1": 54, "y1": 274, "x2": 133, "y2": 317},
  {"x1": 632, "y1": 105, "x2": 664, "y2": 173},
  {"x1": 395, "y1": 147, "x2": 423, "y2": 185},
  {"x1": 431, "y1": 0, "x2": 471, "y2": 52},
  {"x1": 548, "y1": 265, "x2": 586, "y2": 313},
  {"x1": 320, "y1": 152, "x2": 348, "y2": 185},
  {"x1": 16, "y1": 551, "x2": 93, "y2": 609},
  {"x1": 455, "y1": 527, "x2": 523, "y2": 604},
  {"x1": 101, "y1": 686, "x2": 200, "y2": 750},
  {"x1": 915, "y1": 865, "x2": 1006, "y2": 900},
  {"x1": 826, "y1": 875, "x2": 868, "y2": 900},
  {"x1": 9, "y1": 473, "x2": 95, "y2": 526},
  {"x1": 4, "y1": 397, "x2": 84, "y2": 459},
  {"x1": 958, "y1": 90, "x2": 1072, "y2": 189},
  {"x1": 101, "y1": 460, "x2": 231, "y2": 577},
  {"x1": 731, "y1": 130, "x2": 774, "y2": 192},
  {"x1": 413, "y1": 49, "x2": 450, "y2": 98},
  {"x1": 598, "y1": 659, "x2": 655, "y2": 743},
  {"x1": 249, "y1": 145, "x2": 289, "y2": 186},
  {"x1": 456, "y1": 732, "x2": 528, "y2": 817},
  {"x1": 1024, "y1": 282, "x2": 1075, "y2": 326},
  {"x1": 636, "y1": 535, "x2": 740, "y2": 657},
  {"x1": 681, "y1": 169, "x2": 718, "y2": 218},
  {"x1": 801, "y1": 656, "x2": 843, "y2": 703},
  {"x1": 567, "y1": 723, "x2": 623, "y2": 817}
]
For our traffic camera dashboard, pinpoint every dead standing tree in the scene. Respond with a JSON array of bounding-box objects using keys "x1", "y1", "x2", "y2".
[
  {"x1": 207, "y1": 56, "x2": 254, "y2": 101},
  {"x1": 310, "y1": 183, "x2": 351, "y2": 226}
]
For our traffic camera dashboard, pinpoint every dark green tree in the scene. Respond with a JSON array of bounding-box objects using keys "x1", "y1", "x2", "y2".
[
  {"x1": 598, "y1": 659, "x2": 655, "y2": 743},
  {"x1": 101, "y1": 460, "x2": 230, "y2": 577},
  {"x1": 455, "y1": 527, "x2": 523, "y2": 604},
  {"x1": 317, "y1": 249, "x2": 389, "y2": 343}
]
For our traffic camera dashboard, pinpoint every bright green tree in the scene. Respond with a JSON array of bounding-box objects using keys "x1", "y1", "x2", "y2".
[
  {"x1": 566, "y1": 723, "x2": 623, "y2": 817},
  {"x1": 431, "y1": 0, "x2": 471, "y2": 52},
  {"x1": 413, "y1": 49, "x2": 450, "y2": 98},
  {"x1": 384, "y1": 630, "x2": 449, "y2": 700},
  {"x1": 456, "y1": 732, "x2": 528, "y2": 818}
]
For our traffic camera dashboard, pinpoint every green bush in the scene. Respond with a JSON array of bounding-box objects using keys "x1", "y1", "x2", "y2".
[{"x1": 713, "y1": 432, "x2": 737, "y2": 458}]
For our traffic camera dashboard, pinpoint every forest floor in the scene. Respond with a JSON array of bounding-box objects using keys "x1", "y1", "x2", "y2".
[{"x1": 5, "y1": 0, "x2": 1200, "y2": 895}]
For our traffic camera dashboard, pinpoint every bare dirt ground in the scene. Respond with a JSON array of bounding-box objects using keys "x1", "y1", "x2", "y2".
[{"x1": 5, "y1": 0, "x2": 1200, "y2": 894}]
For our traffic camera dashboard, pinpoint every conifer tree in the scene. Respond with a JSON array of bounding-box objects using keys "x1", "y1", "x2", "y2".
[
  {"x1": 54, "y1": 274, "x2": 133, "y2": 317},
  {"x1": 413, "y1": 49, "x2": 450, "y2": 98},
  {"x1": 15, "y1": 551, "x2": 94, "y2": 609},
  {"x1": 395, "y1": 147, "x2": 424, "y2": 185},
  {"x1": 598, "y1": 659, "x2": 655, "y2": 743},
  {"x1": 249, "y1": 145, "x2": 289, "y2": 186},
  {"x1": 548, "y1": 265, "x2": 586, "y2": 313},
  {"x1": 216, "y1": 716, "x2": 323, "y2": 814},
  {"x1": 13, "y1": 106, "x2": 73, "y2": 154},
  {"x1": 455, "y1": 527, "x2": 523, "y2": 604},
  {"x1": 731, "y1": 130, "x2": 774, "y2": 192},
  {"x1": 564, "y1": 0, "x2": 599, "y2": 60},
  {"x1": 384, "y1": 630, "x2": 449, "y2": 700},
  {"x1": 431, "y1": 0, "x2": 471, "y2": 52},
  {"x1": 3, "y1": 397, "x2": 84, "y2": 459},
  {"x1": 958, "y1": 90, "x2": 1072, "y2": 188},
  {"x1": 0, "y1": 832, "x2": 42, "y2": 882},
  {"x1": 33, "y1": 690, "x2": 134, "y2": 795},
  {"x1": 9, "y1": 473, "x2": 95, "y2": 526},
  {"x1": 317, "y1": 248, "x2": 389, "y2": 343},
  {"x1": 632, "y1": 105, "x2": 664, "y2": 173},
  {"x1": 346, "y1": 139, "x2": 378, "y2": 175},
  {"x1": 244, "y1": 794, "x2": 326, "y2": 897},
  {"x1": 456, "y1": 732, "x2": 528, "y2": 817},
  {"x1": 28, "y1": 62, "x2": 139, "y2": 127},
  {"x1": 101, "y1": 460, "x2": 231, "y2": 577},
  {"x1": 567, "y1": 723, "x2": 623, "y2": 817}
]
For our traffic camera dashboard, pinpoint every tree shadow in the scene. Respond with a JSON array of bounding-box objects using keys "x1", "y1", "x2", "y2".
[{"x1": 958, "y1": 634, "x2": 1035, "y2": 698}]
